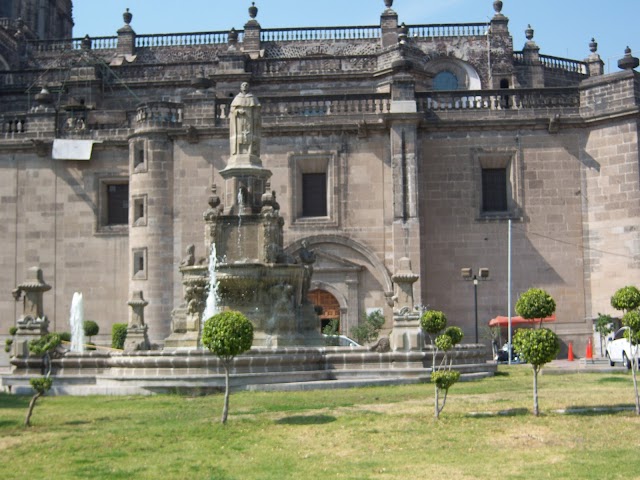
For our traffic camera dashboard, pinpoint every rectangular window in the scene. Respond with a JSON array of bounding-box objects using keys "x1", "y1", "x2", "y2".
[
  {"x1": 302, "y1": 173, "x2": 327, "y2": 217},
  {"x1": 107, "y1": 184, "x2": 129, "y2": 225},
  {"x1": 482, "y1": 168, "x2": 508, "y2": 212},
  {"x1": 132, "y1": 248, "x2": 147, "y2": 280}
]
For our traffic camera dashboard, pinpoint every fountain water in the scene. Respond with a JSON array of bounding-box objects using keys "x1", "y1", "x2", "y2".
[
  {"x1": 69, "y1": 292, "x2": 85, "y2": 353},
  {"x1": 202, "y1": 242, "x2": 220, "y2": 323}
]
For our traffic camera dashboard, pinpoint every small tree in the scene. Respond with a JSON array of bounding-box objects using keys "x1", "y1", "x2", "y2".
[
  {"x1": 25, "y1": 332, "x2": 61, "y2": 427},
  {"x1": 611, "y1": 286, "x2": 640, "y2": 416},
  {"x1": 420, "y1": 310, "x2": 464, "y2": 419},
  {"x1": 513, "y1": 288, "x2": 559, "y2": 416},
  {"x1": 352, "y1": 310, "x2": 385, "y2": 345},
  {"x1": 594, "y1": 313, "x2": 613, "y2": 357},
  {"x1": 202, "y1": 311, "x2": 254, "y2": 424},
  {"x1": 611, "y1": 286, "x2": 640, "y2": 313},
  {"x1": 83, "y1": 320, "x2": 99, "y2": 342}
]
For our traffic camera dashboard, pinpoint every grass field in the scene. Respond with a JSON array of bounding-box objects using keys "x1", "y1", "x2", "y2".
[{"x1": 1, "y1": 365, "x2": 640, "y2": 479}]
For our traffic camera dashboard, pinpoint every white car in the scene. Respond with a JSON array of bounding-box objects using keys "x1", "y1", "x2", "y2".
[
  {"x1": 322, "y1": 334, "x2": 361, "y2": 347},
  {"x1": 606, "y1": 327, "x2": 639, "y2": 369}
]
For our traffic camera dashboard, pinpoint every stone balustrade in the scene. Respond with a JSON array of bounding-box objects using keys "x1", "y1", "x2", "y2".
[
  {"x1": 408, "y1": 22, "x2": 490, "y2": 38},
  {"x1": 513, "y1": 51, "x2": 588, "y2": 75},
  {"x1": 1, "y1": 116, "x2": 27, "y2": 135},
  {"x1": 136, "y1": 30, "x2": 235, "y2": 47},
  {"x1": 135, "y1": 102, "x2": 183, "y2": 129},
  {"x1": 261, "y1": 26, "x2": 380, "y2": 42},
  {"x1": 417, "y1": 87, "x2": 580, "y2": 112},
  {"x1": 27, "y1": 36, "x2": 118, "y2": 52}
]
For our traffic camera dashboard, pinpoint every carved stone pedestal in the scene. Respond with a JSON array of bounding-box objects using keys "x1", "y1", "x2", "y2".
[
  {"x1": 389, "y1": 257, "x2": 424, "y2": 351},
  {"x1": 12, "y1": 266, "x2": 51, "y2": 357},
  {"x1": 125, "y1": 291, "x2": 150, "y2": 351}
]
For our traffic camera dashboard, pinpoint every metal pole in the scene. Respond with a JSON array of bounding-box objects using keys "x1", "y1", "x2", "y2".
[
  {"x1": 508, "y1": 219, "x2": 512, "y2": 365},
  {"x1": 474, "y1": 276, "x2": 479, "y2": 344}
]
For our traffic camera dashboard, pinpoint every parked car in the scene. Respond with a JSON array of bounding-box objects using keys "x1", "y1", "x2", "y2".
[
  {"x1": 322, "y1": 334, "x2": 361, "y2": 347},
  {"x1": 606, "y1": 327, "x2": 639, "y2": 369}
]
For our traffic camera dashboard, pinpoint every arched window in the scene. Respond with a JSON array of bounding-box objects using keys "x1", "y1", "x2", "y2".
[{"x1": 433, "y1": 71, "x2": 459, "y2": 91}]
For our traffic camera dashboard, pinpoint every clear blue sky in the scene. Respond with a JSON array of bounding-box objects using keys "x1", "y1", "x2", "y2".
[{"x1": 73, "y1": 0, "x2": 638, "y2": 74}]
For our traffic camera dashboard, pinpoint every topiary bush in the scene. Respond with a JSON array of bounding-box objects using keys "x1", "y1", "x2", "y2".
[
  {"x1": 202, "y1": 311, "x2": 254, "y2": 424},
  {"x1": 83, "y1": 320, "x2": 99, "y2": 342},
  {"x1": 515, "y1": 288, "x2": 556, "y2": 323},
  {"x1": 111, "y1": 323, "x2": 127, "y2": 350},
  {"x1": 611, "y1": 286, "x2": 640, "y2": 313},
  {"x1": 58, "y1": 332, "x2": 71, "y2": 343},
  {"x1": 25, "y1": 333, "x2": 61, "y2": 427}
]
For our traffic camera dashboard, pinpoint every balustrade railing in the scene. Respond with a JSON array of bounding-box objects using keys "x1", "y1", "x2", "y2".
[
  {"x1": 135, "y1": 102, "x2": 183, "y2": 126},
  {"x1": 27, "y1": 36, "x2": 118, "y2": 52},
  {"x1": 408, "y1": 22, "x2": 490, "y2": 38},
  {"x1": 2, "y1": 116, "x2": 27, "y2": 135},
  {"x1": 216, "y1": 93, "x2": 391, "y2": 119},
  {"x1": 417, "y1": 87, "x2": 580, "y2": 112},
  {"x1": 261, "y1": 26, "x2": 380, "y2": 42},
  {"x1": 136, "y1": 30, "x2": 238, "y2": 47},
  {"x1": 513, "y1": 51, "x2": 587, "y2": 74}
]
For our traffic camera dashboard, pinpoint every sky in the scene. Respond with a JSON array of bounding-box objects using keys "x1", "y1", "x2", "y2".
[{"x1": 72, "y1": 0, "x2": 638, "y2": 74}]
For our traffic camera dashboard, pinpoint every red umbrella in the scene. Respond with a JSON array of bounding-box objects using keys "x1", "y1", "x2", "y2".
[{"x1": 488, "y1": 314, "x2": 556, "y2": 327}]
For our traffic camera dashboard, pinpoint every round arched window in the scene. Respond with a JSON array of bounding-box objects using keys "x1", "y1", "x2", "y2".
[{"x1": 433, "y1": 71, "x2": 459, "y2": 91}]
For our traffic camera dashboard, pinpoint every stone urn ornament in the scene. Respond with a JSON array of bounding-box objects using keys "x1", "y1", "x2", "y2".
[
  {"x1": 384, "y1": 0, "x2": 394, "y2": 8},
  {"x1": 493, "y1": 0, "x2": 503, "y2": 14}
]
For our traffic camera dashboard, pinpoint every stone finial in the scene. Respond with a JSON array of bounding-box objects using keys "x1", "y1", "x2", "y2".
[
  {"x1": 589, "y1": 38, "x2": 598, "y2": 54},
  {"x1": 493, "y1": 0, "x2": 503, "y2": 15},
  {"x1": 384, "y1": 0, "x2": 394, "y2": 8},
  {"x1": 525, "y1": 24, "x2": 534, "y2": 41},
  {"x1": 123, "y1": 8, "x2": 133, "y2": 25},
  {"x1": 249, "y1": 2, "x2": 258, "y2": 19},
  {"x1": 35, "y1": 86, "x2": 52, "y2": 106},
  {"x1": 81, "y1": 34, "x2": 92, "y2": 50},
  {"x1": 618, "y1": 46, "x2": 640, "y2": 71}
]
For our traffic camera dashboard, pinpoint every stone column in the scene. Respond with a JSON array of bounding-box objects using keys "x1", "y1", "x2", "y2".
[
  {"x1": 124, "y1": 291, "x2": 150, "y2": 351},
  {"x1": 130, "y1": 103, "x2": 179, "y2": 344}
]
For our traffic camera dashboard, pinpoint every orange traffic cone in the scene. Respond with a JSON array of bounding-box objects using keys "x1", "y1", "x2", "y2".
[
  {"x1": 586, "y1": 337, "x2": 593, "y2": 361},
  {"x1": 568, "y1": 342, "x2": 574, "y2": 361}
]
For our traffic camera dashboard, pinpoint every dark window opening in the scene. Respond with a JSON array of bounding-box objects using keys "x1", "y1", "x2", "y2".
[
  {"x1": 302, "y1": 173, "x2": 327, "y2": 217},
  {"x1": 107, "y1": 184, "x2": 129, "y2": 225},
  {"x1": 482, "y1": 168, "x2": 508, "y2": 212},
  {"x1": 134, "y1": 146, "x2": 145, "y2": 170},
  {"x1": 433, "y1": 71, "x2": 459, "y2": 91}
]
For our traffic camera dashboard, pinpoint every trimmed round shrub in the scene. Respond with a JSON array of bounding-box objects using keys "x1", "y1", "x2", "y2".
[
  {"x1": 611, "y1": 286, "x2": 640, "y2": 312},
  {"x1": 202, "y1": 311, "x2": 254, "y2": 362},
  {"x1": 431, "y1": 370, "x2": 461, "y2": 390},
  {"x1": 9, "y1": 326, "x2": 18, "y2": 336},
  {"x1": 83, "y1": 320, "x2": 99, "y2": 339},
  {"x1": 444, "y1": 326, "x2": 464, "y2": 345},
  {"x1": 623, "y1": 310, "x2": 640, "y2": 344},
  {"x1": 515, "y1": 288, "x2": 556, "y2": 320},
  {"x1": 435, "y1": 334, "x2": 453, "y2": 352},
  {"x1": 420, "y1": 310, "x2": 447, "y2": 335},
  {"x1": 111, "y1": 323, "x2": 127, "y2": 350},
  {"x1": 513, "y1": 328, "x2": 560, "y2": 367}
]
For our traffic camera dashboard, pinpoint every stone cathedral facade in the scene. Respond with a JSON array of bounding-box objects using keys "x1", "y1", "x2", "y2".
[{"x1": 0, "y1": 0, "x2": 639, "y2": 358}]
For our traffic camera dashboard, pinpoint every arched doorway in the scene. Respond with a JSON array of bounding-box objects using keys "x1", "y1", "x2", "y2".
[{"x1": 309, "y1": 289, "x2": 340, "y2": 330}]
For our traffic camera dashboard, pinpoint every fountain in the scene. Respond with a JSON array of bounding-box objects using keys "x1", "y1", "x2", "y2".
[
  {"x1": 69, "y1": 292, "x2": 85, "y2": 353},
  {"x1": 166, "y1": 82, "x2": 322, "y2": 348},
  {"x1": 2, "y1": 83, "x2": 495, "y2": 395}
]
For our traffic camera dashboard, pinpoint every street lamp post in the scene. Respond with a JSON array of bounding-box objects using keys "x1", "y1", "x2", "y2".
[{"x1": 461, "y1": 268, "x2": 490, "y2": 344}]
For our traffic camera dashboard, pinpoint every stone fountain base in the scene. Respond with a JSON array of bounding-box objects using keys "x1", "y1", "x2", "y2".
[{"x1": 2, "y1": 344, "x2": 495, "y2": 395}]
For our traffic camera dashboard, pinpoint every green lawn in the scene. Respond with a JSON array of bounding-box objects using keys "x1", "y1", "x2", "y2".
[{"x1": 1, "y1": 365, "x2": 639, "y2": 479}]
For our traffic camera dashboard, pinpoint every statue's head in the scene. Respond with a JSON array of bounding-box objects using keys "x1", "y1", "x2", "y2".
[{"x1": 240, "y1": 82, "x2": 249, "y2": 93}]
